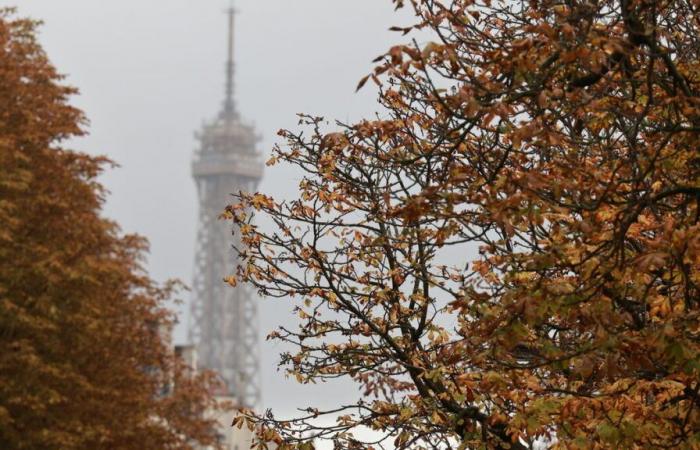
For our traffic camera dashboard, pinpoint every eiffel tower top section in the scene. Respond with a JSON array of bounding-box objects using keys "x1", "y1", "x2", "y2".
[{"x1": 192, "y1": 4, "x2": 263, "y2": 181}]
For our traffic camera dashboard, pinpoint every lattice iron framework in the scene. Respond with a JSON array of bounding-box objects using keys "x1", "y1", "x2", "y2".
[{"x1": 188, "y1": 5, "x2": 262, "y2": 409}]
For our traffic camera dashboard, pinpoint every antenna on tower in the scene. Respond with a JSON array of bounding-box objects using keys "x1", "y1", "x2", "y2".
[{"x1": 223, "y1": 0, "x2": 236, "y2": 118}]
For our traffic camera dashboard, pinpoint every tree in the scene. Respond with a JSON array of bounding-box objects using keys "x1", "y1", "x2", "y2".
[
  {"x1": 0, "y1": 10, "x2": 222, "y2": 449},
  {"x1": 228, "y1": 0, "x2": 700, "y2": 448}
]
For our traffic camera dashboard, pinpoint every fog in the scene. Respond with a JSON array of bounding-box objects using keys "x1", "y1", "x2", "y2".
[{"x1": 19, "y1": 0, "x2": 418, "y2": 415}]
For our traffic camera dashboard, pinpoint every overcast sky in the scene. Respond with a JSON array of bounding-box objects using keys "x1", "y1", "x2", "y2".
[{"x1": 18, "y1": 0, "x2": 419, "y2": 415}]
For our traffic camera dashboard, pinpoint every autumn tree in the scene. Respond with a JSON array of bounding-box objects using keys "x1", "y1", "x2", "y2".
[
  {"x1": 228, "y1": 0, "x2": 700, "y2": 448},
  {"x1": 0, "y1": 10, "x2": 223, "y2": 449}
]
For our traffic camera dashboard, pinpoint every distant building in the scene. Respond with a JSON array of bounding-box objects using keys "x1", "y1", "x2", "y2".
[{"x1": 175, "y1": 345, "x2": 255, "y2": 450}]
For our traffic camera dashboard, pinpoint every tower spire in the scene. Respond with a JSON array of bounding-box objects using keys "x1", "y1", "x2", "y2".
[
  {"x1": 190, "y1": 1, "x2": 263, "y2": 410},
  {"x1": 223, "y1": 2, "x2": 236, "y2": 118}
]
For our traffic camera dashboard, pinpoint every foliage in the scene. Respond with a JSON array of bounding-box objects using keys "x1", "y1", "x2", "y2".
[
  {"x1": 0, "y1": 10, "x2": 222, "y2": 449},
  {"x1": 229, "y1": 0, "x2": 700, "y2": 448}
]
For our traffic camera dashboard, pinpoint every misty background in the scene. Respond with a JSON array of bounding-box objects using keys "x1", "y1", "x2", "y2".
[{"x1": 18, "y1": 0, "x2": 416, "y2": 416}]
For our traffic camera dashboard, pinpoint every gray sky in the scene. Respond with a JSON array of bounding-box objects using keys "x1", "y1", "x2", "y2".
[{"x1": 19, "y1": 0, "x2": 416, "y2": 415}]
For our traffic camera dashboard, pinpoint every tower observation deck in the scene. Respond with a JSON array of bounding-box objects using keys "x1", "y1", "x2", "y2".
[{"x1": 189, "y1": 4, "x2": 262, "y2": 409}]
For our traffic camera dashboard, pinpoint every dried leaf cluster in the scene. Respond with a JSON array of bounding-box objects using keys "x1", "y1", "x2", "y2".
[{"x1": 230, "y1": 0, "x2": 700, "y2": 448}]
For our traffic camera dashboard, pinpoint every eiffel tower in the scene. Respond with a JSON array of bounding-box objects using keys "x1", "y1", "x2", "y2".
[{"x1": 188, "y1": 4, "x2": 262, "y2": 409}]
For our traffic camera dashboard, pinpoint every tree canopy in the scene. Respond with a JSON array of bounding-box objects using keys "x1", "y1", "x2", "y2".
[
  {"x1": 229, "y1": 0, "x2": 700, "y2": 448},
  {"x1": 0, "y1": 10, "x2": 222, "y2": 449}
]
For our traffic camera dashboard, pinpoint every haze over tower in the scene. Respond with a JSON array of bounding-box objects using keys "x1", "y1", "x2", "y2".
[{"x1": 189, "y1": 3, "x2": 262, "y2": 409}]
